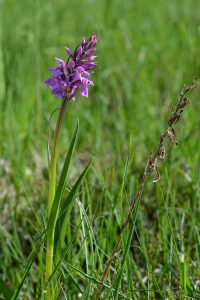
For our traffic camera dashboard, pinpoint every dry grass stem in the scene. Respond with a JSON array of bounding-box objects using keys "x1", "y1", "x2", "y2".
[{"x1": 95, "y1": 80, "x2": 197, "y2": 299}]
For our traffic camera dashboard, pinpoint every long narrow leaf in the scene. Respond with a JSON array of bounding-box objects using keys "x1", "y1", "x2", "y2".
[
  {"x1": 47, "y1": 221, "x2": 82, "y2": 285},
  {"x1": 47, "y1": 121, "x2": 79, "y2": 235},
  {"x1": 113, "y1": 192, "x2": 141, "y2": 300},
  {"x1": 55, "y1": 160, "x2": 93, "y2": 256},
  {"x1": 0, "y1": 278, "x2": 13, "y2": 300},
  {"x1": 11, "y1": 231, "x2": 45, "y2": 300}
]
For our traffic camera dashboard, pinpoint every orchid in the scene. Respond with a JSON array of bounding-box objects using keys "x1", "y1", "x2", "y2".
[
  {"x1": 45, "y1": 35, "x2": 97, "y2": 100},
  {"x1": 44, "y1": 35, "x2": 97, "y2": 299}
]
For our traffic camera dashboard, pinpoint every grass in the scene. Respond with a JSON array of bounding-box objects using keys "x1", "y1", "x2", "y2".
[{"x1": 0, "y1": 0, "x2": 200, "y2": 299}]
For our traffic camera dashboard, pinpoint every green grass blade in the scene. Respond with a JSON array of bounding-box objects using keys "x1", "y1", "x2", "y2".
[
  {"x1": 55, "y1": 159, "x2": 93, "y2": 255},
  {"x1": 180, "y1": 252, "x2": 187, "y2": 299},
  {"x1": 0, "y1": 278, "x2": 13, "y2": 300},
  {"x1": 46, "y1": 221, "x2": 82, "y2": 285},
  {"x1": 81, "y1": 282, "x2": 91, "y2": 300},
  {"x1": 11, "y1": 231, "x2": 45, "y2": 300},
  {"x1": 113, "y1": 192, "x2": 141, "y2": 300}
]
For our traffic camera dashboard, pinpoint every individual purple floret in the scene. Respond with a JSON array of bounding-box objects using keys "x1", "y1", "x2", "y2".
[{"x1": 45, "y1": 34, "x2": 97, "y2": 100}]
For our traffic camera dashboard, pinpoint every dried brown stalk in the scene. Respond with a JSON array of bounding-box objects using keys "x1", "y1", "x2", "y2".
[{"x1": 95, "y1": 80, "x2": 197, "y2": 299}]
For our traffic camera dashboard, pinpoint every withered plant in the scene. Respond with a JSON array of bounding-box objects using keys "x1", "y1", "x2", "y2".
[{"x1": 96, "y1": 80, "x2": 197, "y2": 299}]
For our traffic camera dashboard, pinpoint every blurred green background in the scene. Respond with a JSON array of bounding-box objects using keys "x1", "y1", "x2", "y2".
[{"x1": 0, "y1": 0, "x2": 200, "y2": 299}]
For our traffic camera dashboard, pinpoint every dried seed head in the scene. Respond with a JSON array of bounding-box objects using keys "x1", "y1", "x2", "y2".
[
  {"x1": 152, "y1": 167, "x2": 160, "y2": 183},
  {"x1": 158, "y1": 144, "x2": 165, "y2": 160},
  {"x1": 178, "y1": 96, "x2": 191, "y2": 109},
  {"x1": 147, "y1": 156, "x2": 161, "y2": 183},
  {"x1": 148, "y1": 156, "x2": 158, "y2": 173},
  {"x1": 167, "y1": 128, "x2": 178, "y2": 145},
  {"x1": 168, "y1": 113, "x2": 181, "y2": 127}
]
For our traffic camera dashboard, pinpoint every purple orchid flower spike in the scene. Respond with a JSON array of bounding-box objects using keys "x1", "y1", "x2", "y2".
[{"x1": 45, "y1": 34, "x2": 97, "y2": 100}]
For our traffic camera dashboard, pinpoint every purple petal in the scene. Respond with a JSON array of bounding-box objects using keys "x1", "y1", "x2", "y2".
[
  {"x1": 82, "y1": 77, "x2": 94, "y2": 86},
  {"x1": 45, "y1": 76, "x2": 58, "y2": 88},
  {"x1": 73, "y1": 66, "x2": 84, "y2": 73},
  {"x1": 80, "y1": 62, "x2": 97, "y2": 70},
  {"x1": 77, "y1": 46, "x2": 83, "y2": 58},
  {"x1": 60, "y1": 80, "x2": 68, "y2": 88},
  {"x1": 80, "y1": 56, "x2": 97, "y2": 64},
  {"x1": 55, "y1": 57, "x2": 65, "y2": 66},
  {"x1": 85, "y1": 48, "x2": 96, "y2": 55},
  {"x1": 71, "y1": 73, "x2": 82, "y2": 82},
  {"x1": 86, "y1": 35, "x2": 97, "y2": 49},
  {"x1": 68, "y1": 61, "x2": 75, "y2": 68},
  {"x1": 64, "y1": 76, "x2": 69, "y2": 85},
  {"x1": 88, "y1": 55, "x2": 97, "y2": 61},
  {"x1": 80, "y1": 86, "x2": 88, "y2": 97},
  {"x1": 48, "y1": 67, "x2": 62, "y2": 74},
  {"x1": 74, "y1": 77, "x2": 94, "y2": 87},
  {"x1": 65, "y1": 47, "x2": 72, "y2": 56},
  {"x1": 84, "y1": 72, "x2": 93, "y2": 79},
  {"x1": 52, "y1": 87, "x2": 63, "y2": 98}
]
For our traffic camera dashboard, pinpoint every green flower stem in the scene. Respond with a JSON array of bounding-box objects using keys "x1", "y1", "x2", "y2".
[
  {"x1": 48, "y1": 98, "x2": 67, "y2": 216},
  {"x1": 45, "y1": 98, "x2": 67, "y2": 295},
  {"x1": 180, "y1": 252, "x2": 187, "y2": 299}
]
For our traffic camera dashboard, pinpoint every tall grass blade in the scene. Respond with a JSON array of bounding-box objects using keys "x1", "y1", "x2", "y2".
[
  {"x1": 46, "y1": 221, "x2": 82, "y2": 285},
  {"x1": 113, "y1": 191, "x2": 141, "y2": 300},
  {"x1": 11, "y1": 231, "x2": 45, "y2": 300},
  {"x1": 55, "y1": 160, "x2": 93, "y2": 256},
  {"x1": 180, "y1": 252, "x2": 187, "y2": 300},
  {"x1": 0, "y1": 278, "x2": 13, "y2": 300},
  {"x1": 81, "y1": 282, "x2": 91, "y2": 300}
]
